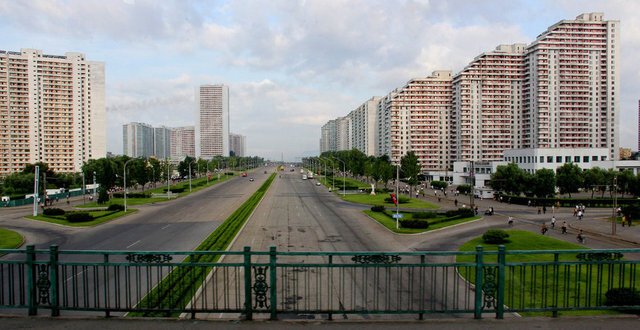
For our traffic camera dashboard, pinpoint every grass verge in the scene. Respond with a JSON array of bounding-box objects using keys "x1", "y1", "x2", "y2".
[
  {"x1": 342, "y1": 193, "x2": 438, "y2": 209},
  {"x1": 129, "y1": 173, "x2": 276, "y2": 316},
  {"x1": 78, "y1": 174, "x2": 235, "y2": 208},
  {"x1": 456, "y1": 230, "x2": 628, "y2": 316},
  {"x1": 364, "y1": 210, "x2": 479, "y2": 234},
  {"x1": 0, "y1": 228, "x2": 24, "y2": 249},
  {"x1": 25, "y1": 209, "x2": 138, "y2": 227}
]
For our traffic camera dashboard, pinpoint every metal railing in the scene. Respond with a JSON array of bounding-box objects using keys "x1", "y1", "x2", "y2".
[{"x1": 1, "y1": 245, "x2": 640, "y2": 319}]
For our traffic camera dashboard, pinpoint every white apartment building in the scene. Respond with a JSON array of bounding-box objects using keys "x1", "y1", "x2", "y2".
[
  {"x1": 522, "y1": 13, "x2": 619, "y2": 161},
  {"x1": 348, "y1": 96, "x2": 381, "y2": 156},
  {"x1": 123, "y1": 122, "x2": 154, "y2": 158},
  {"x1": 170, "y1": 126, "x2": 195, "y2": 158},
  {"x1": 336, "y1": 116, "x2": 351, "y2": 151},
  {"x1": 0, "y1": 49, "x2": 105, "y2": 176},
  {"x1": 504, "y1": 148, "x2": 610, "y2": 173},
  {"x1": 229, "y1": 133, "x2": 246, "y2": 157},
  {"x1": 452, "y1": 44, "x2": 526, "y2": 162},
  {"x1": 391, "y1": 71, "x2": 453, "y2": 170},
  {"x1": 320, "y1": 119, "x2": 336, "y2": 153},
  {"x1": 195, "y1": 84, "x2": 229, "y2": 159},
  {"x1": 154, "y1": 126, "x2": 172, "y2": 159}
]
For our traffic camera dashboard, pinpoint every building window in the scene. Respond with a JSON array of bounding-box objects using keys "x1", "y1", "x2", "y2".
[
  {"x1": 540, "y1": 156, "x2": 544, "y2": 163},
  {"x1": 583, "y1": 156, "x2": 589, "y2": 163},
  {"x1": 565, "y1": 156, "x2": 571, "y2": 163},
  {"x1": 556, "y1": 156, "x2": 562, "y2": 163},
  {"x1": 601, "y1": 156, "x2": 607, "y2": 161},
  {"x1": 548, "y1": 156, "x2": 553, "y2": 163},
  {"x1": 592, "y1": 156, "x2": 598, "y2": 161},
  {"x1": 574, "y1": 156, "x2": 580, "y2": 163}
]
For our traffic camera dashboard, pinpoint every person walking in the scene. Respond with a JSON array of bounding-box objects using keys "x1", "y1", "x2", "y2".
[
  {"x1": 541, "y1": 222, "x2": 548, "y2": 235},
  {"x1": 551, "y1": 216, "x2": 556, "y2": 228},
  {"x1": 561, "y1": 221, "x2": 567, "y2": 234},
  {"x1": 454, "y1": 199, "x2": 458, "y2": 207},
  {"x1": 508, "y1": 216, "x2": 514, "y2": 226},
  {"x1": 577, "y1": 230, "x2": 585, "y2": 243}
]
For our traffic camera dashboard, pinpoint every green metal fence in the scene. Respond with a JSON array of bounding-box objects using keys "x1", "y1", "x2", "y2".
[{"x1": 1, "y1": 245, "x2": 640, "y2": 319}]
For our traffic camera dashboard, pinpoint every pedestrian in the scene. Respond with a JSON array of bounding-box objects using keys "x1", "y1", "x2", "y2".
[
  {"x1": 543, "y1": 206, "x2": 546, "y2": 214},
  {"x1": 537, "y1": 207, "x2": 541, "y2": 214},
  {"x1": 508, "y1": 216, "x2": 514, "y2": 226},
  {"x1": 541, "y1": 223, "x2": 548, "y2": 235},
  {"x1": 474, "y1": 205, "x2": 478, "y2": 215},
  {"x1": 55, "y1": 196, "x2": 59, "y2": 204},
  {"x1": 577, "y1": 230, "x2": 585, "y2": 243},
  {"x1": 561, "y1": 221, "x2": 567, "y2": 234},
  {"x1": 622, "y1": 216, "x2": 626, "y2": 227},
  {"x1": 578, "y1": 210, "x2": 583, "y2": 220},
  {"x1": 551, "y1": 216, "x2": 556, "y2": 228},
  {"x1": 454, "y1": 199, "x2": 458, "y2": 207},
  {"x1": 66, "y1": 194, "x2": 70, "y2": 204}
]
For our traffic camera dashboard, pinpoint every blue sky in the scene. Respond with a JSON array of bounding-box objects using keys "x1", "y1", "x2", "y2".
[{"x1": 1, "y1": 0, "x2": 639, "y2": 161}]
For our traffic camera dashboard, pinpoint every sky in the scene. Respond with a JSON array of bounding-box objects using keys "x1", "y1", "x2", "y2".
[{"x1": 1, "y1": 0, "x2": 639, "y2": 162}]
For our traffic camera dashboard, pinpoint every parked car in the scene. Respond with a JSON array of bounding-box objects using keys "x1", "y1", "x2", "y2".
[
  {"x1": 249, "y1": 177, "x2": 254, "y2": 181},
  {"x1": 242, "y1": 172, "x2": 247, "y2": 177}
]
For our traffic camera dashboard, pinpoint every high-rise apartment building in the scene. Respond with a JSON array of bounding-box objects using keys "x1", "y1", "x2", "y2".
[
  {"x1": 195, "y1": 85, "x2": 229, "y2": 159},
  {"x1": 522, "y1": 13, "x2": 619, "y2": 160},
  {"x1": 320, "y1": 119, "x2": 337, "y2": 153},
  {"x1": 452, "y1": 45, "x2": 526, "y2": 162},
  {"x1": 123, "y1": 122, "x2": 154, "y2": 158},
  {"x1": 229, "y1": 133, "x2": 246, "y2": 157},
  {"x1": 391, "y1": 71, "x2": 453, "y2": 170},
  {"x1": 170, "y1": 126, "x2": 195, "y2": 158},
  {"x1": 322, "y1": 12, "x2": 619, "y2": 171},
  {"x1": 336, "y1": 116, "x2": 351, "y2": 151},
  {"x1": 0, "y1": 49, "x2": 105, "y2": 176},
  {"x1": 154, "y1": 126, "x2": 172, "y2": 159},
  {"x1": 348, "y1": 97, "x2": 381, "y2": 156}
]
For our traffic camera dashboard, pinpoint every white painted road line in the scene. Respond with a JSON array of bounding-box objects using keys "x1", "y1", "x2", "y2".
[
  {"x1": 161, "y1": 224, "x2": 171, "y2": 230},
  {"x1": 127, "y1": 240, "x2": 141, "y2": 248}
]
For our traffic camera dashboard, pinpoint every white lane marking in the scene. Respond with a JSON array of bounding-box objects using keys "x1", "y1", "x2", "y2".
[
  {"x1": 161, "y1": 224, "x2": 171, "y2": 230},
  {"x1": 127, "y1": 240, "x2": 141, "y2": 249}
]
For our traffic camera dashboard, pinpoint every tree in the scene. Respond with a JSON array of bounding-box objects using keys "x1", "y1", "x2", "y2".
[
  {"x1": 616, "y1": 169, "x2": 635, "y2": 198},
  {"x1": 129, "y1": 159, "x2": 150, "y2": 192},
  {"x1": 82, "y1": 157, "x2": 118, "y2": 204},
  {"x1": 583, "y1": 167, "x2": 604, "y2": 198},
  {"x1": 178, "y1": 156, "x2": 196, "y2": 178},
  {"x1": 532, "y1": 168, "x2": 556, "y2": 198},
  {"x1": 400, "y1": 151, "x2": 421, "y2": 196},
  {"x1": 377, "y1": 156, "x2": 394, "y2": 190},
  {"x1": 556, "y1": 163, "x2": 583, "y2": 198},
  {"x1": 490, "y1": 163, "x2": 525, "y2": 195}
]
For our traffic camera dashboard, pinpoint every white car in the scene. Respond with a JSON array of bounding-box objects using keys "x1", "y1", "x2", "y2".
[{"x1": 316, "y1": 182, "x2": 321, "y2": 186}]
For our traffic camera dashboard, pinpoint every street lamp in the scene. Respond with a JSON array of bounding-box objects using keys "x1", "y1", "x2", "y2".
[
  {"x1": 396, "y1": 163, "x2": 400, "y2": 229},
  {"x1": 93, "y1": 171, "x2": 97, "y2": 201},
  {"x1": 188, "y1": 160, "x2": 196, "y2": 192},
  {"x1": 82, "y1": 171, "x2": 86, "y2": 204},
  {"x1": 334, "y1": 158, "x2": 347, "y2": 196},
  {"x1": 124, "y1": 158, "x2": 140, "y2": 213},
  {"x1": 33, "y1": 165, "x2": 39, "y2": 216}
]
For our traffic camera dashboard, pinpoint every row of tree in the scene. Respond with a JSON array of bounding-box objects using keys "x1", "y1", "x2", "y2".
[
  {"x1": 490, "y1": 162, "x2": 640, "y2": 198},
  {"x1": 1, "y1": 155, "x2": 264, "y2": 200},
  {"x1": 305, "y1": 149, "x2": 422, "y2": 194}
]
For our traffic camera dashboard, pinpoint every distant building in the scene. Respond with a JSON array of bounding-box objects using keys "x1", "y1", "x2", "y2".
[
  {"x1": 620, "y1": 147, "x2": 632, "y2": 160},
  {"x1": 195, "y1": 85, "x2": 229, "y2": 158},
  {"x1": 170, "y1": 126, "x2": 195, "y2": 158},
  {"x1": 229, "y1": 133, "x2": 246, "y2": 157},
  {"x1": 0, "y1": 48, "x2": 105, "y2": 176},
  {"x1": 123, "y1": 122, "x2": 154, "y2": 158},
  {"x1": 154, "y1": 126, "x2": 172, "y2": 159},
  {"x1": 320, "y1": 119, "x2": 336, "y2": 153}
]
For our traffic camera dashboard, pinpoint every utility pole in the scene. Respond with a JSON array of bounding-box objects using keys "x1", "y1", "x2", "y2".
[
  {"x1": 612, "y1": 176, "x2": 617, "y2": 236},
  {"x1": 33, "y1": 166, "x2": 39, "y2": 216},
  {"x1": 469, "y1": 160, "x2": 475, "y2": 210}
]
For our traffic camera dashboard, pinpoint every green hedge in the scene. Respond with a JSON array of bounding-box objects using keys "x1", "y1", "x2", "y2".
[
  {"x1": 132, "y1": 173, "x2": 276, "y2": 316},
  {"x1": 497, "y1": 194, "x2": 638, "y2": 208},
  {"x1": 43, "y1": 208, "x2": 65, "y2": 216},
  {"x1": 112, "y1": 192, "x2": 150, "y2": 199},
  {"x1": 66, "y1": 212, "x2": 94, "y2": 222},
  {"x1": 399, "y1": 219, "x2": 429, "y2": 229}
]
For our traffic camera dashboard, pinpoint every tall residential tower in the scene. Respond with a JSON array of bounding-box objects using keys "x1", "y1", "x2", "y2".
[
  {"x1": 0, "y1": 49, "x2": 105, "y2": 176},
  {"x1": 195, "y1": 84, "x2": 229, "y2": 158}
]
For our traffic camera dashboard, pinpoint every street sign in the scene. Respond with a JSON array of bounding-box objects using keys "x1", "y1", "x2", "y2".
[{"x1": 392, "y1": 213, "x2": 403, "y2": 219}]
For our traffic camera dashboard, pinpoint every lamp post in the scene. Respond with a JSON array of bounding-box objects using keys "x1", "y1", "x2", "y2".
[
  {"x1": 33, "y1": 166, "x2": 39, "y2": 216},
  {"x1": 82, "y1": 171, "x2": 86, "y2": 204},
  {"x1": 188, "y1": 161, "x2": 196, "y2": 192},
  {"x1": 124, "y1": 158, "x2": 137, "y2": 213},
  {"x1": 93, "y1": 171, "x2": 97, "y2": 201},
  {"x1": 612, "y1": 176, "x2": 617, "y2": 235},
  {"x1": 396, "y1": 164, "x2": 400, "y2": 229},
  {"x1": 166, "y1": 159, "x2": 171, "y2": 199},
  {"x1": 334, "y1": 158, "x2": 347, "y2": 196}
]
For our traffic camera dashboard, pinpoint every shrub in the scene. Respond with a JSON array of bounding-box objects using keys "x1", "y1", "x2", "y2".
[
  {"x1": 482, "y1": 229, "x2": 510, "y2": 244},
  {"x1": 107, "y1": 204, "x2": 124, "y2": 211},
  {"x1": 162, "y1": 188, "x2": 185, "y2": 194},
  {"x1": 456, "y1": 185, "x2": 472, "y2": 194},
  {"x1": 400, "y1": 219, "x2": 430, "y2": 229},
  {"x1": 605, "y1": 288, "x2": 640, "y2": 307},
  {"x1": 66, "y1": 212, "x2": 94, "y2": 223},
  {"x1": 112, "y1": 192, "x2": 150, "y2": 199},
  {"x1": 43, "y1": 208, "x2": 65, "y2": 216},
  {"x1": 371, "y1": 205, "x2": 385, "y2": 212},
  {"x1": 412, "y1": 211, "x2": 438, "y2": 220},
  {"x1": 98, "y1": 187, "x2": 109, "y2": 204},
  {"x1": 445, "y1": 208, "x2": 475, "y2": 219},
  {"x1": 431, "y1": 181, "x2": 448, "y2": 190}
]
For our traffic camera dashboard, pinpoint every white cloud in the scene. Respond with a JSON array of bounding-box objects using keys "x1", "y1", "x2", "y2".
[{"x1": 2, "y1": 0, "x2": 640, "y2": 160}]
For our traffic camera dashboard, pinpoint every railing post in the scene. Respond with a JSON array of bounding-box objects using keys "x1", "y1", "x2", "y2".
[
  {"x1": 49, "y1": 245, "x2": 59, "y2": 316},
  {"x1": 269, "y1": 246, "x2": 277, "y2": 320},
  {"x1": 474, "y1": 245, "x2": 483, "y2": 319},
  {"x1": 496, "y1": 245, "x2": 505, "y2": 319},
  {"x1": 243, "y1": 246, "x2": 253, "y2": 321},
  {"x1": 553, "y1": 252, "x2": 559, "y2": 318},
  {"x1": 26, "y1": 245, "x2": 37, "y2": 316}
]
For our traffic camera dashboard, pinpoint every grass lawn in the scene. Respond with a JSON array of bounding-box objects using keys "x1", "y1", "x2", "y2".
[
  {"x1": 364, "y1": 210, "x2": 480, "y2": 234},
  {"x1": 343, "y1": 193, "x2": 438, "y2": 209},
  {"x1": 0, "y1": 228, "x2": 24, "y2": 249},
  {"x1": 25, "y1": 209, "x2": 138, "y2": 227},
  {"x1": 78, "y1": 175, "x2": 234, "y2": 208},
  {"x1": 456, "y1": 230, "x2": 630, "y2": 316}
]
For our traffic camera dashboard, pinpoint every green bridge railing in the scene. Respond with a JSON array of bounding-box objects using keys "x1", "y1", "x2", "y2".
[{"x1": 1, "y1": 245, "x2": 640, "y2": 319}]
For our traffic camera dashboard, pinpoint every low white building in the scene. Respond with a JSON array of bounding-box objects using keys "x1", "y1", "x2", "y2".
[{"x1": 503, "y1": 148, "x2": 610, "y2": 173}]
